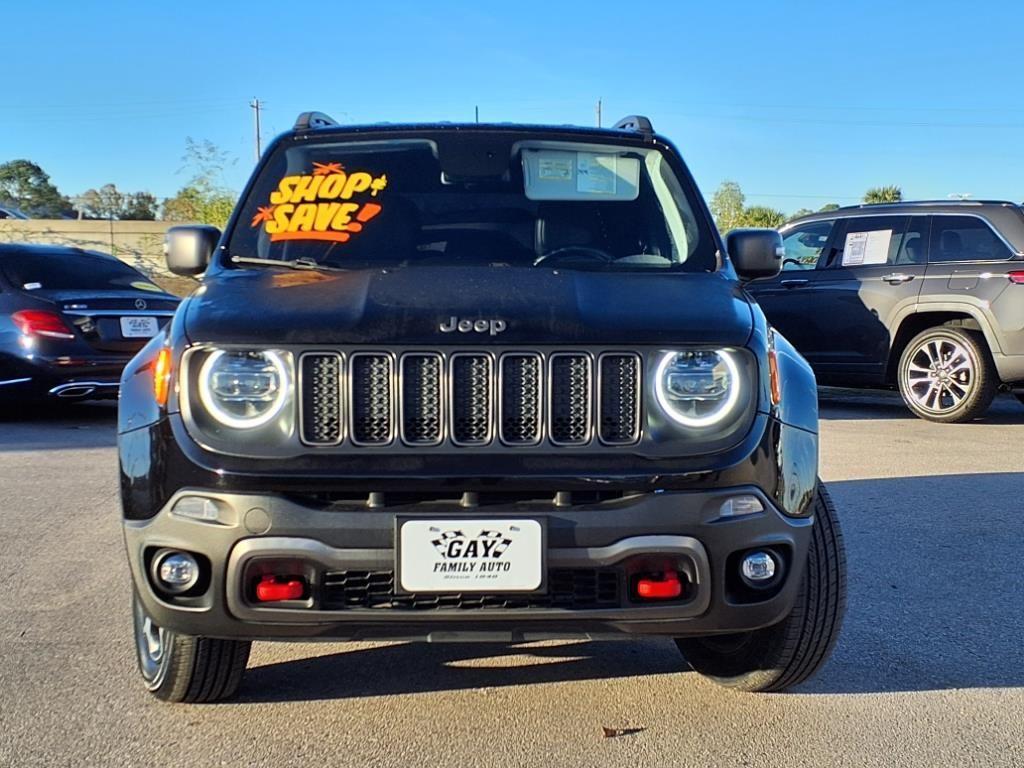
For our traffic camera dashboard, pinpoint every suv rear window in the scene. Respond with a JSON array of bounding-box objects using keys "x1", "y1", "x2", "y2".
[
  {"x1": 2, "y1": 252, "x2": 148, "y2": 292},
  {"x1": 227, "y1": 135, "x2": 717, "y2": 273},
  {"x1": 929, "y1": 216, "x2": 1012, "y2": 263}
]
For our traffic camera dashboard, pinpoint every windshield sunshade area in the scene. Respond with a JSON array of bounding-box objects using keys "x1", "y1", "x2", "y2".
[{"x1": 228, "y1": 134, "x2": 717, "y2": 272}]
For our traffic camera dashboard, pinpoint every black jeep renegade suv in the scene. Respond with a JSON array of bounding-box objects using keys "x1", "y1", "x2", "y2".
[{"x1": 119, "y1": 112, "x2": 845, "y2": 702}]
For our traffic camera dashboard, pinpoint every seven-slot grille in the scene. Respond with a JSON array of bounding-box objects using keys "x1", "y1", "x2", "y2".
[{"x1": 298, "y1": 350, "x2": 642, "y2": 448}]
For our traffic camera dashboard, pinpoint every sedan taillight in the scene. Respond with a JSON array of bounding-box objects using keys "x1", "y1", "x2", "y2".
[
  {"x1": 1008, "y1": 270, "x2": 1024, "y2": 285},
  {"x1": 11, "y1": 310, "x2": 76, "y2": 340}
]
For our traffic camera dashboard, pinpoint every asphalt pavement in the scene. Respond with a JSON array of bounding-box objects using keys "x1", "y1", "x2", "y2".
[{"x1": 1, "y1": 390, "x2": 1022, "y2": 767}]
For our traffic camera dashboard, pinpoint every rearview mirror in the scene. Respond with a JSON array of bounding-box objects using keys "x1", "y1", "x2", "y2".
[
  {"x1": 165, "y1": 225, "x2": 220, "y2": 276},
  {"x1": 727, "y1": 229, "x2": 784, "y2": 280}
]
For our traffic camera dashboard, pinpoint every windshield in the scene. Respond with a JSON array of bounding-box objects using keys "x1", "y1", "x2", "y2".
[
  {"x1": 2, "y1": 251, "x2": 153, "y2": 292},
  {"x1": 227, "y1": 135, "x2": 717, "y2": 272}
]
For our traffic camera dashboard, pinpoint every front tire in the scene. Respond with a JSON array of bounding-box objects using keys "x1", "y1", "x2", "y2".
[
  {"x1": 897, "y1": 326, "x2": 997, "y2": 423},
  {"x1": 132, "y1": 592, "x2": 251, "y2": 703},
  {"x1": 675, "y1": 482, "x2": 846, "y2": 692}
]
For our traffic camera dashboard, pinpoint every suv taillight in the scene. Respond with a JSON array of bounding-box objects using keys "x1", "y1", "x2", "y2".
[
  {"x1": 1008, "y1": 270, "x2": 1024, "y2": 285},
  {"x1": 11, "y1": 310, "x2": 76, "y2": 340}
]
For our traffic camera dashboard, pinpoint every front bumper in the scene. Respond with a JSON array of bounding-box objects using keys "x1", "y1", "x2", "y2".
[{"x1": 125, "y1": 485, "x2": 813, "y2": 642}]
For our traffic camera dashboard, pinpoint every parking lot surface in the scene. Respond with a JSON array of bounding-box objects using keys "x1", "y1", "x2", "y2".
[{"x1": 1, "y1": 390, "x2": 1022, "y2": 767}]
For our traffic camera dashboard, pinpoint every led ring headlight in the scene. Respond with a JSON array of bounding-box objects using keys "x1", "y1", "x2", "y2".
[
  {"x1": 197, "y1": 349, "x2": 289, "y2": 429},
  {"x1": 654, "y1": 349, "x2": 742, "y2": 428}
]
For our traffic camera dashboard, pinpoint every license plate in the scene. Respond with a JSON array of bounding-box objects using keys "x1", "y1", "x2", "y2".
[
  {"x1": 398, "y1": 519, "x2": 544, "y2": 593},
  {"x1": 119, "y1": 316, "x2": 158, "y2": 338}
]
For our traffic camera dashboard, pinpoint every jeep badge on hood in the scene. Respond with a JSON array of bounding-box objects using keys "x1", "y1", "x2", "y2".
[{"x1": 439, "y1": 316, "x2": 507, "y2": 336}]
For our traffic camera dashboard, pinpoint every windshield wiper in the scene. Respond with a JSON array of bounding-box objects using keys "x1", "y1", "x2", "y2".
[{"x1": 230, "y1": 255, "x2": 344, "y2": 271}]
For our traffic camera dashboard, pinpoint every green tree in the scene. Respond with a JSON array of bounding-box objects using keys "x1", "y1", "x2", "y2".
[
  {"x1": 862, "y1": 186, "x2": 903, "y2": 204},
  {"x1": 121, "y1": 192, "x2": 157, "y2": 220},
  {"x1": 74, "y1": 184, "x2": 158, "y2": 220},
  {"x1": 710, "y1": 180, "x2": 746, "y2": 234},
  {"x1": 742, "y1": 206, "x2": 787, "y2": 229},
  {"x1": 0, "y1": 160, "x2": 72, "y2": 217},
  {"x1": 818, "y1": 203, "x2": 841, "y2": 212},
  {"x1": 75, "y1": 184, "x2": 123, "y2": 219},
  {"x1": 161, "y1": 138, "x2": 238, "y2": 227},
  {"x1": 788, "y1": 207, "x2": 815, "y2": 221}
]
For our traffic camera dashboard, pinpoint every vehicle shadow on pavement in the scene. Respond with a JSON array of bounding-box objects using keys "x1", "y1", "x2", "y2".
[
  {"x1": 240, "y1": 639, "x2": 685, "y2": 703},
  {"x1": 241, "y1": 470, "x2": 1024, "y2": 702},
  {"x1": 819, "y1": 388, "x2": 1024, "y2": 424},
  {"x1": 0, "y1": 400, "x2": 117, "y2": 451},
  {"x1": 801, "y1": 472, "x2": 1024, "y2": 694}
]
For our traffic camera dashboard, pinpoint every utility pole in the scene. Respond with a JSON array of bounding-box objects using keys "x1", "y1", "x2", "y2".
[
  {"x1": 250, "y1": 98, "x2": 263, "y2": 161},
  {"x1": 475, "y1": 105, "x2": 479, "y2": 123},
  {"x1": 596, "y1": 98, "x2": 602, "y2": 128}
]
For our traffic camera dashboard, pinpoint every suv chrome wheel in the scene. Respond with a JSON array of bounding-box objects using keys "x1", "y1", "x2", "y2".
[
  {"x1": 904, "y1": 337, "x2": 974, "y2": 413},
  {"x1": 898, "y1": 327, "x2": 997, "y2": 423}
]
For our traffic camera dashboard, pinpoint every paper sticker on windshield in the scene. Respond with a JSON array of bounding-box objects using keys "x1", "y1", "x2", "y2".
[
  {"x1": 538, "y1": 157, "x2": 572, "y2": 181},
  {"x1": 576, "y1": 152, "x2": 618, "y2": 195},
  {"x1": 250, "y1": 162, "x2": 388, "y2": 243},
  {"x1": 842, "y1": 230, "x2": 892, "y2": 266}
]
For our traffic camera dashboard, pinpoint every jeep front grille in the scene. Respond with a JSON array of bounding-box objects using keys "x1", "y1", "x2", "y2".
[
  {"x1": 599, "y1": 354, "x2": 642, "y2": 444},
  {"x1": 450, "y1": 354, "x2": 493, "y2": 445},
  {"x1": 299, "y1": 353, "x2": 343, "y2": 445},
  {"x1": 350, "y1": 353, "x2": 394, "y2": 445},
  {"x1": 499, "y1": 354, "x2": 542, "y2": 445},
  {"x1": 549, "y1": 353, "x2": 592, "y2": 445},
  {"x1": 298, "y1": 349, "x2": 642, "y2": 448},
  {"x1": 400, "y1": 354, "x2": 442, "y2": 445},
  {"x1": 321, "y1": 568, "x2": 621, "y2": 611}
]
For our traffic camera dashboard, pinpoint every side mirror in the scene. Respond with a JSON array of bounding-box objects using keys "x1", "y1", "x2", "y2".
[
  {"x1": 726, "y1": 229, "x2": 784, "y2": 281},
  {"x1": 165, "y1": 225, "x2": 220, "y2": 276}
]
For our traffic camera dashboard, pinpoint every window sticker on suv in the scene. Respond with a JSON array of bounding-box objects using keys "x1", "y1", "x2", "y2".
[
  {"x1": 842, "y1": 229, "x2": 892, "y2": 266},
  {"x1": 250, "y1": 162, "x2": 388, "y2": 243}
]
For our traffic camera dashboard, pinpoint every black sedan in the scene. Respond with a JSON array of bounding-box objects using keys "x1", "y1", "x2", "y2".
[{"x1": 0, "y1": 243, "x2": 179, "y2": 404}]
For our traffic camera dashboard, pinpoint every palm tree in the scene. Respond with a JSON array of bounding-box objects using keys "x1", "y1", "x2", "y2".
[
  {"x1": 743, "y1": 206, "x2": 788, "y2": 229},
  {"x1": 863, "y1": 185, "x2": 903, "y2": 204}
]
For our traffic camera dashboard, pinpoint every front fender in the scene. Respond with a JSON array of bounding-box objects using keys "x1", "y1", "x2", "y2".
[{"x1": 772, "y1": 330, "x2": 818, "y2": 434}]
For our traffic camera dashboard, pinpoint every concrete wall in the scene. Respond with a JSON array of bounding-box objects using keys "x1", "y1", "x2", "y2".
[{"x1": 0, "y1": 219, "x2": 188, "y2": 279}]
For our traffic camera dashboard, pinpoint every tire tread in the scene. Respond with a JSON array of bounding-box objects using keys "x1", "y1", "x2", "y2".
[{"x1": 676, "y1": 481, "x2": 846, "y2": 692}]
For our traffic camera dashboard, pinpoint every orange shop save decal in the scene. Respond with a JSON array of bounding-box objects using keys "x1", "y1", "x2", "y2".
[{"x1": 250, "y1": 162, "x2": 387, "y2": 243}]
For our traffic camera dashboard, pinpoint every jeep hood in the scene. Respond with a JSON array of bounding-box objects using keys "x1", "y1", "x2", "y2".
[{"x1": 184, "y1": 266, "x2": 753, "y2": 346}]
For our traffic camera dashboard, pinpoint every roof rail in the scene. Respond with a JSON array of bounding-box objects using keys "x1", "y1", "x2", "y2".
[
  {"x1": 612, "y1": 115, "x2": 654, "y2": 137},
  {"x1": 854, "y1": 199, "x2": 1018, "y2": 209},
  {"x1": 293, "y1": 111, "x2": 340, "y2": 131}
]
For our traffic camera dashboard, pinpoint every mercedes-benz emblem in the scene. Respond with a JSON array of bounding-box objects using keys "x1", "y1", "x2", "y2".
[{"x1": 134, "y1": 298, "x2": 148, "y2": 310}]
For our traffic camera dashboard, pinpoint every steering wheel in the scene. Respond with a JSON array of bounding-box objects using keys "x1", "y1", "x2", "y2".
[{"x1": 534, "y1": 246, "x2": 614, "y2": 267}]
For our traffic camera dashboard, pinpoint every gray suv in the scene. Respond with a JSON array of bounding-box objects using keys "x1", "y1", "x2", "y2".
[{"x1": 748, "y1": 201, "x2": 1024, "y2": 422}]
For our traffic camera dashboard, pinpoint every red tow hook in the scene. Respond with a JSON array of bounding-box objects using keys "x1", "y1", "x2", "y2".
[
  {"x1": 255, "y1": 575, "x2": 306, "y2": 602},
  {"x1": 636, "y1": 570, "x2": 683, "y2": 600}
]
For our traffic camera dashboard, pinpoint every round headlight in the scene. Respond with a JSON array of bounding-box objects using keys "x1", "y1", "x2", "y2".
[
  {"x1": 654, "y1": 349, "x2": 741, "y2": 428},
  {"x1": 198, "y1": 350, "x2": 289, "y2": 428}
]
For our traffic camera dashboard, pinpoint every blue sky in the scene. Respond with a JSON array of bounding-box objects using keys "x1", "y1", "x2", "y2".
[{"x1": 3, "y1": 0, "x2": 1022, "y2": 214}]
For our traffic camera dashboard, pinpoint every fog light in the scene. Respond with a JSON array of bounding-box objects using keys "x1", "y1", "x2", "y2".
[
  {"x1": 740, "y1": 551, "x2": 776, "y2": 583},
  {"x1": 152, "y1": 550, "x2": 200, "y2": 594},
  {"x1": 719, "y1": 495, "x2": 764, "y2": 518}
]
